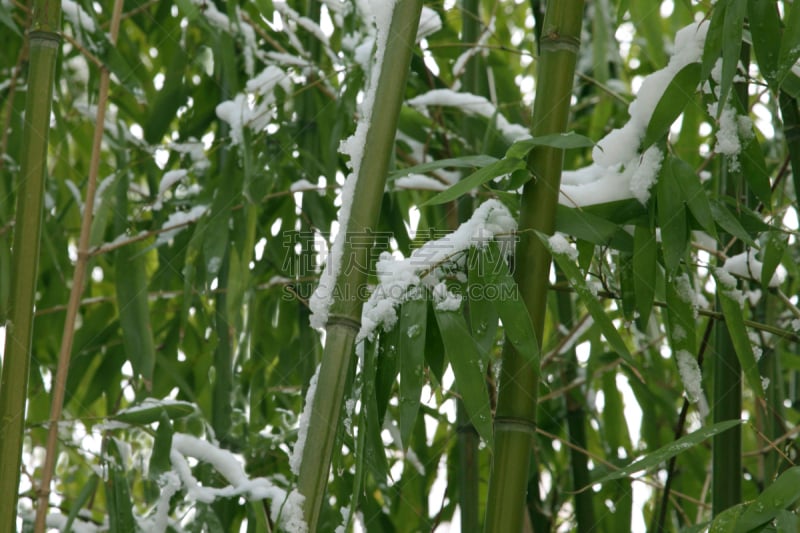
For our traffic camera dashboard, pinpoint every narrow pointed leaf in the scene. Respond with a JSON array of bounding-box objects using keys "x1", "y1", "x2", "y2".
[
  {"x1": 657, "y1": 158, "x2": 688, "y2": 272},
  {"x1": 422, "y1": 157, "x2": 524, "y2": 205},
  {"x1": 105, "y1": 439, "x2": 136, "y2": 533},
  {"x1": 149, "y1": 412, "x2": 174, "y2": 478},
  {"x1": 710, "y1": 199, "x2": 757, "y2": 246},
  {"x1": 115, "y1": 242, "x2": 156, "y2": 382},
  {"x1": 717, "y1": 0, "x2": 746, "y2": 115},
  {"x1": 716, "y1": 274, "x2": 766, "y2": 399},
  {"x1": 643, "y1": 63, "x2": 701, "y2": 150},
  {"x1": 710, "y1": 504, "x2": 746, "y2": 533},
  {"x1": 389, "y1": 155, "x2": 498, "y2": 180},
  {"x1": 591, "y1": 419, "x2": 742, "y2": 486},
  {"x1": 467, "y1": 248, "x2": 498, "y2": 352},
  {"x1": 760, "y1": 231, "x2": 787, "y2": 289},
  {"x1": 740, "y1": 133, "x2": 772, "y2": 207},
  {"x1": 434, "y1": 309, "x2": 493, "y2": 446},
  {"x1": 672, "y1": 157, "x2": 717, "y2": 238},
  {"x1": 777, "y1": 0, "x2": 800, "y2": 85},
  {"x1": 505, "y1": 131, "x2": 595, "y2": 160},
  {"x1": 633, "y1": 225, "x2": 656, "y2": 327},
  {"x1": 733, "y1": 466, "x2": 800, "y2": 532},
  {"x1": 747, "y1": 0, "x2": 781, "y2": 88},
  {"x1": 398, "y1": 298, "x2": 427, "y2": 448}
]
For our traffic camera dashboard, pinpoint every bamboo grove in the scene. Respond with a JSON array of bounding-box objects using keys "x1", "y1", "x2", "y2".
[{"x1": 2, "y1": 0, "x2": 800, "y2": 531}]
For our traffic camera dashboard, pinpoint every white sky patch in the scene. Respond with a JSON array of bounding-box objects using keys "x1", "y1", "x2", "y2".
[
  {"x1": 359, "y1": 199, "x2": 516, "y2": 340},
  {"x1": 408, "y1": 89, "x2": 530, "y2": 142}
]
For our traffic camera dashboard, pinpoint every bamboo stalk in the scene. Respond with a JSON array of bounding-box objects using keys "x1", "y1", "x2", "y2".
[
  {"x1": 0, "y1": 0, "x2": 62, "y2": 528},
  {"x1": 296, "y1": 2, "x2": 423, "y2": 530},
  {"x1": 32, "y1": 2, "x2": 124, "y2": 529},
  {"x1": 711, "y1": 44, "x2": 750, "y2": 516},
  {"x1": 484, "y1": 2, "x2": 584, "y2": 531}
]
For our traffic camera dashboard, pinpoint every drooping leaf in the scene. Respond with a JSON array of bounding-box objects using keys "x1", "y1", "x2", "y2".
[
  {"x1": 467, "y1": 248, "x2": 498, "y2": 353},
  {"x1": 434, "y1": 309, "x2": 493, "y2": 446},
  {"x1": 717, "y1": 0, "x2": 747, "y2": 114},
  {"x1": 739, "y1": 133, "x2": 772, "y2": 208},
  {"x1": 715, "y1": 273, "x2": 766, "y2": 399},
  {"x1": 591, "y1": 419, "x2": 743, "y2": 486},
  {"x1": 671, "y1": 157, "x2": 717, "y2": 238},
  {"x1": 633, "y1": 225, "x2": 657, "y2": 328},
  {"x1": 733, "y1": 466, "x2": 800, "y2": 532},
  {"x1": 389, "y1": 155, "x2": 499, "y2": 181},
  {"x1": 115, "y1": 241, "x2": 156, "y2": 383},
  {"x1": 113, "y1": 400, "x2": 195, "y2": 425},
  {"x1": 657, "y1": 157, "x2": 688, "y2": 272},
  {"x1": 710, "y1": 199, "x2": 757, "y2": 246},
  {"x1": 777, "y1": 0, "x2": 800, "y2": 85},
  {"x1": 747, "y1": 0, "x2": 781, "y2": 88},
  {"x1": 105, "y1": 438, "x2": 137, "y2": 533},
  {"x1": 643, "y1": 63, "x2": 702, "y2": 150},
  {"x1": 398, "y1": 298, "x2": 427, "y2": 448},
  {"x1": 710, "y1": 504, "x2": 746, "y2": 533},
  {"x1": 422, "y1": 157, "x2": 525, "y2": 205},
  {"x1": 149, "y1": 411, "x2": 174, "y2": 478}
]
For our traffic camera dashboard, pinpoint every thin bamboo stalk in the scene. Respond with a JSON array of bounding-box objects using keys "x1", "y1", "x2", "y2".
[
  {"x1": 484, "y1": 2, "x2": 584, "y2": 531},
  {"x1": 296, "y1": 2, "x2": 423, "y2": 530},
  {"x1": 32, "y1": 2, "x2": 124, "y2": 530},
  {"x1": 0, "y1": 0, "x2": 62, "y2": 528}
]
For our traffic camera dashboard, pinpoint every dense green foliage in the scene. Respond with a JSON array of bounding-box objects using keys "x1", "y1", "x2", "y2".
[{"x1": 2, "y1": 0, "x2": 800, "y2": 531}]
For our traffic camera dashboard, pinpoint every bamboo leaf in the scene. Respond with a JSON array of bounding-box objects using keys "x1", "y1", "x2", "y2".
[
  {"x1": 671, "y1": 157, "x2": 718, "y2": 238},
  {"x1": 105, "y1": 438, "x2": 137, "y2": 533},
  {"x1": 733, "y1": 466, "x2": 800, "y2": 532},
  {"x1": 422, "y1": 157, "x2": 525, "y2": 206},
  {"x1": 747, "y1": 0, "x2": 781, "y2": 88},
  {"x1": 434, "y1": 309, "x2": 493, "y2": 446},
  {"x1": 740, "y1": 133, "x2": 772, "y2": 207},
  {"x1": 505, "y1": 131, "x2": 595, "y2": 160},
  {"x1": 591, "y1": 419, "x2": 742, "y2": 485},
  {"x1": 389, "y1": 155, "x2": 499, "y2": 180},
  {"x1": 710, "y1": 199, "x2": 757, "y2": 246},
  {"x1": 777, "y1": 0, "x2": 800, "y2": 85},
  {"x1": 657, "y1": 158, "x2": 688, "y2": 272},
  {"x1": 467, "y1": 248, "x2": 498, "y2": 352},
  {"x1": 544, "y1": 233, "x2": 634, "y2": 367},
  {"x1": 0, "y1": 9, "x2": 20, "y2": 36},
  {"x1": 115, "y1": 242, "x2": 156, "y2": 382},
  {"x1": 113, "y1": 400, "x2": 195, "y2": 424},
  {"x1": 64, "y1": 474, "x2": 99, "y2": 532},
  {"x1": 717, "y1": 0, "x2": 746, "y2": 114},
  {"x1": 149, "y1": 412, "x2": 174, "y2": 478},
  {"x1": 398, "y1": 298, "x2": 427, "y2": 448},
  {"x1": 480, "y1": 242, "x2": 540, "y2": 365},
  {"x1": 555, "y1": 205, "x2": 633, "y2": 250},
  {"x1": 710, "y1": 504, "x2": 746, "y2": 533},
  {"x1": 716, "y1": 273, "x2": 766, "y2": 399},
  {"x1": 643, "y1": 63, "x2": 701, "y2": 149},
  {"x1": 665, "y1": 275, "x2": 697, "y2": 355},
  {"x1": 761, "y1": 231, "x2": 787, "y2": 289},
  {"x1": 633, "y1": 225, "x2": 656, "y2": 327}
]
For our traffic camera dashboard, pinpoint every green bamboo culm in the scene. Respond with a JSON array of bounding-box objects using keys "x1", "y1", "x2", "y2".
[
  {"x1": 0, "y1": 0, "x2": 61, "y2": 528},
  {"x1": 711, "y1": 44, "x2": 750, "y2": 516},
  {"x1": 483, "y1": 2, "x2": 584, "y2": 532},
  {"x1": 296, "y1": 2, "x2": 423, "y2": 530}
]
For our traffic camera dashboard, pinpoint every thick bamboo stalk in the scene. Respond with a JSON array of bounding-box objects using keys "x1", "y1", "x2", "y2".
[
  {"x1": 0, "y1": 0, "x2": 61, "y2": 528},
  {"x1": 32, "y1": 2, "x2": 124, "y2": 530},
  {"x1": 296, "y1": 2, "x2": 423, "y2": 530},
  {"x1": 484, "y1": 2, "x2": 584, "y2": 532}
]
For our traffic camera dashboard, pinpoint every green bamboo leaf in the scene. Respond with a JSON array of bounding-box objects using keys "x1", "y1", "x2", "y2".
[
  {"x1": 424, "y1": 300, "x2": 446, "y2": 384},
  {"x1": 398, "y1": 298, "x2": 427, "y2": 448},
  {"x1": 774, "y1": 510, "x2": 799, "y2": 533},
  {"x1": 747, "y1": 0, "x2": 781, "y2": 88},
  {"x1": 505, "y1": 131, "x2": 595, "y2": 160},
  {"x1": 434, "y1": 309, "x2": 493, "y2": 446},
  {"x1": 629, "y1": 0, "x2": 666, "y2": 67},
  {"x1": 761, "y1": 231, "x2": 787, "y2": 289},
  {"x1": 739, "y1": 133, "x2": 771, "y2": 207},
  {"x1": 657, "y1": 158, "x2": 688, "y2": 272},
  {"x1": 555, "y1": 205, "x2": 633, "y2": 250},
  {"x1": 64, "y1": 474, "x2": 99, "y2": 532},
  {"x1": 363, "y1": 337, "x2": 389, "y2": 482},
  {"x1": 777, "y1": 0, "x2": 800, "y2": 85},
  {"x1": 389, "y1": 155, "x2": 498, "y2": 180},
  {"x1": 113, "y1": 399, "x2": 195, "y2": 424},
  {"x1": 105, "y1": 438, "x2": 136, "y2": 533},
  {"x1": 643, "y1": 63, "x2": 701, "y2": 150},
  {"x1": 619, "y1": 252, "x2": 636, "y2": 322},
  {"x1": 544, "y1": 233, "x2": 634, "y2": 366},
  {"x1": 633, "y1": 225, "x2": 656, "y2": 328},
  {"x1": 702, "y1": 1, "x2": 727, "y2": 82},
  {"x1": 710, "y1": 199, "x2": 757, "y2": 246},
  {"x1": 0, "y1": 9, "x2": 20, "y2": 36},
  {"x1": 480, "y1": 242, "x2": 540, "y2": 365},
  {"x1": 467, "y1": 248, "x2": 498, "y2": 352},
  {"x1": 733, "y1": 466, "x2": 800, "y2": 532},
  {"x1": 115, "y1": 242, "x2": 156, "y2": 382},
  {"x1": 717, "y1": 0, "x2": 746, "y2": 114},
  {"x1": 149, "y1": 412, "x2": 174, "y2": 478},
  {"x1": 591, "y1": 419, "x2": 742, "y2": 486},
  {"x1": 710, "y1": 504, "x2": 746, "y2": 533},
  {"x1": 665, "y1": 274, "x2": 697, "y2": 355},
  {"x1": 422, "y1": 157, "x2": 525, "y2": 206},
  {"x1": 715, "y1": 273, "x2": 766, "y2": 399},
  {"x1": 671, "y1": 157, "x2": 718, "y2": 238}
]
